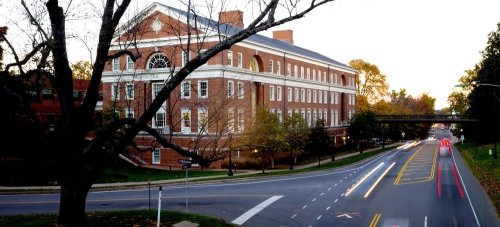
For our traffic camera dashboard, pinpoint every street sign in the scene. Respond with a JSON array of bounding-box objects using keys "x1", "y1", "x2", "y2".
[
  {"x1": 178, "y1": 159, "x2": 198, "y2": 165},
  {"x1": 182, "y1": 164, "x2": 191, "y2": 169}
]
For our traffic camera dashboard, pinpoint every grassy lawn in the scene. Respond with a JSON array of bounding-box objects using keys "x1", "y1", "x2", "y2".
[
  {"x1": 456, "y1": 142, "x2": 500, "y2": 214},
  {"x1": 97, "y1": 161, "x2": 227, "y2": 183},
  {"x1": 0, "y1": 210, "x2": 234, "y2": 227}
]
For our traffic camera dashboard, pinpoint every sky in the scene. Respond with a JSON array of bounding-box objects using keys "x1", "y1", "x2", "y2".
[
  {"x1": 271, "y1": 0, "x2": 500, "y2": 109},
  {"x1": 2, "y1": 0, "x2": 500, "y2": 110}
]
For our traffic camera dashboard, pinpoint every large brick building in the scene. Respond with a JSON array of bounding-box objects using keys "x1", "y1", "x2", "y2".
[{"x1": 102, "y1": 3, "x2": 356, "y2": 169}]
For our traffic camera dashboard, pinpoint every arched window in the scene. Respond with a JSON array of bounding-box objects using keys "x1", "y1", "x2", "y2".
[
  {"x1": 249, "y1": 57, "x2": 259, "y2": 72},
  {"x1": 148, "y1": 53, "x2": 169, "y2": 69}
]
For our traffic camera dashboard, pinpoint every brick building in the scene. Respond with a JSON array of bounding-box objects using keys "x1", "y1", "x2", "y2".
[{"x1": 102, "y1": 3, "x2": 356, "y2": 169}]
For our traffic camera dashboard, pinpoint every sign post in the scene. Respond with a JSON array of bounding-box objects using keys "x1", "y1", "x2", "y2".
[{"x1": 178, "y1": 159, "x2": 197, "y2": 213}]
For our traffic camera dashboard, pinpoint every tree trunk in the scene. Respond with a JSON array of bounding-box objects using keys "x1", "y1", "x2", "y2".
[{"x1": 58, "y1": 180, "x2": 91, "y2": 226}]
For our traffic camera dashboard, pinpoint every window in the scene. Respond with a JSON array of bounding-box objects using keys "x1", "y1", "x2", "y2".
[
  {"x1": 237, "y1": 109, "x2": 244, "y2": 132},
  {"x1": 237, "y1": 53, "x2": 243, "y2": 68},
  {"x1": 152, "y1": 83, "x2": 166, "y2": 128},
  {"x1": 125, "y1": 84, "x2": 134, "y2": 100},
  {"x1": 228, "y1": 80, "x2": 234, "y2": 98},
  {"x1": 307, "y1": 110, "x2": 312, "y2": 126},
  {"x1": 182, "y1": 50, "x2": 190, "y2": 66},
  {"x1": 313, "y1": 90, "x2": 317, "y2": 103},
  {"x1": 181, "y1": 108, "x2": 191, "y2": 134},
  {"x1": 307, "y1": 89, "x2": 311, "y2": 103},
  {"x1": 237, "y1": 82, "x2": 244, "y2": 98},
  {"x1": 277, "y1": 86, "x2": 282, "y2": 101},
  {"x1": 294, "y1": 88, "x2": 299, "y2": 102},
  {"x1": 198, "y1": 108, "x2": 208, "y2": 134},
  {"x1": 125, "y1": 108, "x2": 134, "y2": 118},
  {"x1": 269, "y1": 60, "x2": 274, "y2": 73},
  {"x1": 300, "y1": 66, "x2": 304, "y2": 79},
  {"x1": 287, "y1": 88, "x2": 292, "y2": 102},
  {"x1": 331, "y1": 111, "x2": 335, "y2": 127},
  {"x1": 307, "y1": 68, "x2": 310, "y2": 80},
  {"x1": 318, "y1": 90, "x2": 322, "y2": 104},
  {"x1": 270, "y1": 86, "x2": 275, "y2": 101},
  {"x1": 277, "y1": 109, "x2": 282, "y2": 123},
  {"x1": 301, "y1": 89, "x2": 306, "y2": 102},
  {"x1": 112, "y1": 58, "x2": 120, "y2": 71},
  {"x1": 324, "y1": 110, "x2": 327, "y2": 122},
  {"x1": 301, "y1": 109, "x2": 306, "y2": 120},
  {"x1": 227, "y1": 50, "x2": 233, "y2": 66},
  {"x1": 228, "y1": 109, "x2": 235, "y2": 133},
  {"x1": 313, "y1": 110, "x2": 317, "y2": 124},
  {"x1": 335, "y1": 92, "x2": 339, "y2": 104},
  {"x1": 324, "y1": 91, "x2": 328, "y2": 104},
  {"x1": 152, "y1": 148, "x2": 161, "y2": 164},
  {"x1": 334, "y1": 110, "x2": 339, "y2": 126},
  {"x1": 126, "y1": 56, "x2": 134, "y2": 70},
  {"x1": 181, "y1": 80, "x2": 191, "y2": 99},
  {"x1": 198, "y1": 81, "x2": 208, "y2": 98},
  {"x1": 111, "y1": 84, "x2": 119, "y2": 101},
  {"x1": 330, "y1": 73, "x2": 334, "y2": 84},
  {"x1": 276, "y1": 61, "x2": 281, "y2": 75},
  {"x1": 288, "y1": 109, "x2": 292, "y2": 117},
  {"x1": 148, "y1": 53, "x2": 169, "y2": 69},
  {"x1": 287, "y1": 63, "x2": 291, "y2": 76},
  {"x1": 294, "y1": 65, "x2": 298, "y2": 77},
  {"x1": 312, "y1": 69, "x2": 316, "y2": 81},
  {"x1": 319, "y1": 110, "x2": 322, "y2": 121}
]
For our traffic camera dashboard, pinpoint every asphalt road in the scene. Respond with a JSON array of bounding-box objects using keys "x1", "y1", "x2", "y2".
[{"x1": 1, "y1": 130, "x2": 499, "y2": 226}]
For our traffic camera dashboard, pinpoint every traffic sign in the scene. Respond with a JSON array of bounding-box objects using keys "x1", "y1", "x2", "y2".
[{"x1": 178, "y1": 159, "x2": 198, "y2": 164}]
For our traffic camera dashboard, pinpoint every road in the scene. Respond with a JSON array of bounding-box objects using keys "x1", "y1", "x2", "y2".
[{"x1": 1, "y1": 130, "x2": 499, "y2": 226}]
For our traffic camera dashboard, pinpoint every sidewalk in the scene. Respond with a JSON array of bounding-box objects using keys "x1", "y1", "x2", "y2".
[{"x1": 0, "y1": 143, "x2": 401, "y2": 193}]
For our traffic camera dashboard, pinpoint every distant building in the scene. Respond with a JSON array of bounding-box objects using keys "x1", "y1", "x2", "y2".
[{"x1": 102, "y1": 3, "x2": 356, "y2": 169}]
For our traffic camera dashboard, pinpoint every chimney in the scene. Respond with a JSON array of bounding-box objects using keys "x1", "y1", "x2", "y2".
[
  {"x1": 218, "y1": 10, "x2": 244, "y2": 29},
  {"x1": 272, "y1": 30, "x2": 294, "y2": 45}
]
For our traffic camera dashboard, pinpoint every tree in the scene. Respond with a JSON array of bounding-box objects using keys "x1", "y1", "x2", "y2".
[
  {"x1": 239, "y1": 106, "x2": 285, "y2": 173},
  {"x1": 305, "y1": 119, "x2": 331, "y2": 166},
  {"x1": 0, "y1": 26, "x2": 6, "y2": 69},
  {"x1": 71, "y1": 61, "x2": 93, "y2": 80},
  {"x1": 0, "y1": 0, "x2": 338, "y2": 225},
  {"x1": 348, "y1": 110, "x2": 378, "y2": 153},
  {"x1": 285, "y1": 112, "x2": 308, "y2": 169},
  {"x1": 467, "y1": 22, "x2": 500, "y2": 143},
  {"x1": 448, "y1": 91, "x2": 468, "y2": 114},
  {"x1": 349, "y1": 59, "x2": 389, "y2": 108}
]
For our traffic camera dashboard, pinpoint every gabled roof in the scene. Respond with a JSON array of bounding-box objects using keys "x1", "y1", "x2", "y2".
[{"x1": 118, "y1": 2, "x2": 353, "y2": 71}]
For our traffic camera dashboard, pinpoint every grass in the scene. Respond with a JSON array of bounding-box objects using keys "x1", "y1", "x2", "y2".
[
  {"x1": 456, "y1": 142, "x2": 500, "y2": 215},
  {"x1": 97, "y1": 161, "x2": 227, "y2": 183},
  {"x1": 0, "y1": 210, "x2": 234, "y2": 227}
]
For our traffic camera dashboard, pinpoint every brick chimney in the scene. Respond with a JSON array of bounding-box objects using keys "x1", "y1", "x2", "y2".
[
  {"x1": 218, "y1": 10, "x2": 244, "y2": 29},
  {"x1": 272, "y1": 30, "x2": 294, "y2": 45}
]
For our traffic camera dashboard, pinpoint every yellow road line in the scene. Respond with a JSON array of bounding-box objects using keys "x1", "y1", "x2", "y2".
[
  {"x1": 369, "y1": 213, "x2": 382, "y2": 227},
  {"x1": 428, "y1": 145, "x2": 438, "y2": 180},
  {"x1": 394, "y1": 146, "x2": 424, "y2": 185}
]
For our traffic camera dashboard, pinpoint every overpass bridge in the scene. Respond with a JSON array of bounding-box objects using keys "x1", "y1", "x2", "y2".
[{"x1": 375, "y1": 115, "x2": 478, "y2": 123}]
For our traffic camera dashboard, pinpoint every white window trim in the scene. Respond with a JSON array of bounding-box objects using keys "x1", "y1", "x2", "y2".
[
  {"x1": 269, "y1": 60, "x2": 274, "y2": 74},
  {"x1": 111, "y1": 84, "x2": 120, "y2": 101},
  {"x1": 228, "y1": 80, "x2": 235, "y2": 98},
  {"x1": 125, "y1": 108, "x2": 134, "y2": 119},
  {"x1": 287, "y1": 87, "x2": 292, "y2": 102},
  {"x1": 181, "y1": 108, "x2": 191, "y2": 134},
  {"x1": 181, "y1": 80, "x2": 191, "y2": 99},
  {"x1": 125, "y1": 83, "x2": 134, "y2": 100},
  {"x1": 126, "y1": 56, "x2": 134, "y2": 71},
  {"x1": 237, "y1": 53, "x2": 243, "y2": 68},
  {"x1": 198, "y1": 80, "x2": 208, "y2": 98},
  {"x1": 277, "y1": 86, "x2": 282, "y2": 101},
  {"x1": 237, "y1": 109, "x2": 244, "y2": 132},
  {"x1": 152, "y1": 148, "x2": 161, "y2": 164},
  {"x1": 270, "y1": 85, "x2": 275, "y2": 101},
  {"x1": 237, "y1": 82, "x2": 244, "y2": 99},
  {"x1": 228, "y1": 108, "x2": 235, "y2": 133},
  {"x1": 227, "y1": 50, "x2": 233, "y2": 66},
  {"x1": 112, "y1": 58, "x2": 120, "y2": 71},
  {"x1": 198, "y1": 107, "x2": 208, "y2": 134},
  {"x1": 276, "y1": 61, "x2": 281, "y2": 75}
]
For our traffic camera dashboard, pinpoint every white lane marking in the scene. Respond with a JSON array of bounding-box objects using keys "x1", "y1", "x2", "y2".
[
  {"x1": 424, "y1": 216, "x2": 428, "y2": 227},
  {"x1": 231, "y1": 196, "x2": 283, "y2": 225},
  {"x1": 334, "y1": 183, "x2": 338, "y2": 186},
  {"x1": 312, "y1": 198, "x2": 317, "y2": 202},
  {"x1": 350, "y1": 173, "x2": 352, "y2": 176},
  {"x1": 291, "y1": 214, "x2": 297, "y2": 219},
  {"x1": 334, "y1": 199, "x2": 338, "y2": 203},
  {"x1": 364, "y1": 162, "x2": 396, "y2": 198},
  {"x1": 320, "y1": 193, "x2": 325, "y2": 196},
  {"x1": 386, "y1": 150, "x2": 401, "y2": 160},
  {"x1": 326, "y1": 206, "x2": 331, "y2": 210},
  {"x1": 328, "y1": 188, "x2": 332, "y2": 191},
  {"x1": 451, "y1": 148, "x2": 481, "y2": 227},
  {"x1": 345, "y1": 162, "x2": 385, "y2": 197},
  {"x1": 341, "y1": 193, "x2": 345, "y2": 197},
  {"x1": 302, "y1": 205, "x2": 308, "y2": 209},
  {"x1": 340, "y1": 180, "x2": 343, "y2": 182},
  {"x1": 345, "y1": 176, "x2": 348, "y2": 179},
  {"x1": 317, "y1": 215, "x2": 322, "y2": 220}
]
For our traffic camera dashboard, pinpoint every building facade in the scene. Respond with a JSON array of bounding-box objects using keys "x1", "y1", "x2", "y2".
[{"x1": 102, "y1": 3, "x2": 356, "y2": 169}]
